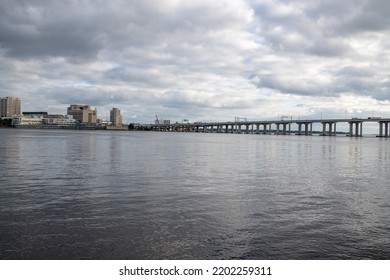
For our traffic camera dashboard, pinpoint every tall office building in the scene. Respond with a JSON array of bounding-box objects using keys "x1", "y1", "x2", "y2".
[
  {"x1": 67, "y1": 104, "x2": 97, "y2": 123},
  {"x1": 110, "y1": 108, "x2": 122, "y2": 127},
  {"x1": 0, "y1": 97, "x2": 21, "y2": 117}
]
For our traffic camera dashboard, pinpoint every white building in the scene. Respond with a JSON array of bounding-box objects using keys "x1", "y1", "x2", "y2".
[
  {"x1": 43, "y1": 115, "x2": 76, "y2": 126},
  {"x1": 12, "y1": 116, "x2": 43, "y2": 127},
  {"x1": 12, "y1": 115, "x2": 76, "y2": 128}
]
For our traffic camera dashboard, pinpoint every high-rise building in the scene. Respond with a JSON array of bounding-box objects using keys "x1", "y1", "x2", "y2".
[
  {"x1": 67, "y1": 104, "x2": 97, "y2": 123},
  {"x1": 0, "y1": 97, "x2": 21, "y2": 117},
  {"x1": 110, "y1": 108, "x2": 122, "y2": 127}
]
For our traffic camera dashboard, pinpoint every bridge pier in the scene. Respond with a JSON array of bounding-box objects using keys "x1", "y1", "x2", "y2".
[
  {"x1": 256, "y1": 123, "x2": 269, "y2": 134},
  {"x1": 245, "y1": 124, "x2": 250, "y2": 134},
  {"x1": 235, "y1": 124, "x2": 242, "y2": 134},
  {"x1": 321, "y1": 122, "x2": 337, "y2": 136},
  {"x1": 275, "y1": 122, "x2": 291, "y2": 135},
  {"x1": 296, "y1": 122, "x2": 313, "y2": 135},
  {"x1": 275, "y1": 123, "x2": 280, "y2": 135},
  {"x1": 284, "y1": 123, "x2": 291, "y2": 135},
  {"x1": 305, "y1": 123, "x2": 313, "y2": 135},
  {"x1": 378, "y1": 121, "x2": 390, "y2": 137},
  {"x1": 348, "y1": 121, "x2": 363, "y2": 137},
  {"x1": 261, "y1": 123, "x2": 268, "y2": 134}
]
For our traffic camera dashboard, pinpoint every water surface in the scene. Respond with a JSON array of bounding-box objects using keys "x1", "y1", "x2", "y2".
[{"x1": 1, "y1": 129, "x2": 389, "y2": 259}]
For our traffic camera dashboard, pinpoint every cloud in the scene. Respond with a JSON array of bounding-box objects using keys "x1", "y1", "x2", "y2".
[{"x1": 1, "y1": 0, "x2": 390, "y2": 122}]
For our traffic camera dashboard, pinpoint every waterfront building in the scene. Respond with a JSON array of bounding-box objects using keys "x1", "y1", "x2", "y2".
[
  {"x1": 0, "y1": 97, "x2": 21, "y2": 117},
  {"x1": 110, "y1": 108, "x2": 122, "y2": 127},
  {"x1": 43, "y1": 115, "x2": 76, "y2": 126},
  {"x1": 12, "y1": 116, "x2": 43, "y2": 127},
  {"x1": 67, "y1": 105, "x2": 97, "y2": 123},
  {"x1": 11, "y1": 114, "x2": 76, "y2": 128}
]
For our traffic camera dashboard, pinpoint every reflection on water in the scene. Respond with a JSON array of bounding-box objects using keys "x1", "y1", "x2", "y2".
[{"x1": 0, "y1": 129, "x2": 390, "y2": 259}]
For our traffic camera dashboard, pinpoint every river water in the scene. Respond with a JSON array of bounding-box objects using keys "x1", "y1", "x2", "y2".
[{"x1": 0, "y1": 129, "x2": 389, "y2": 259}]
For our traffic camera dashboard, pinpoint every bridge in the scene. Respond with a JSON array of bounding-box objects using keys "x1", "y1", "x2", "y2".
[{"x1": 149, "y1": 118, "x2": 390, "y2": 137}]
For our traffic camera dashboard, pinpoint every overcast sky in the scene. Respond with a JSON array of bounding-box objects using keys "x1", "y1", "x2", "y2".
[{"x1": 1, "y1": 0, "x2": 390, "y2": 123}]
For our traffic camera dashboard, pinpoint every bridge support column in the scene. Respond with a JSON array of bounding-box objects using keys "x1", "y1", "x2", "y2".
[
  {"x1": 378, "y1": 121, "x2": 390, "y2": 137},
  {"x1": 296, "y1": 122, "x2": 312, "y2": 135},
  {"x1": 276, "y1": 123, "x2": 280, "y2": 135},
  {"x1": 263, "y1": 124, "x2": 269, "y2": 134},
  {"x1": 304, "y1": 123, "x2": 313, "y2": 135},
  {"x1": 321, "y1": 122, "x2": 337, "y2": 136},
  {"x1": 280, "y1": 123, "x2": 290, "y2": 135},
  {"x1": 348, "y1": 122, "x2": 363, "y2": 137},
  {"x1": 297, "y1": 123, "x2": 302, "y2": 135},
  {"x1": 282, "y1": 124, "x2": 287, "y2": 135}
]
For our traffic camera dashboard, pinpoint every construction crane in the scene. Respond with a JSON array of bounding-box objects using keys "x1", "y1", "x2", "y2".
[{"x1": 155, "y1": 115, "x2": 160, "y2": 124}]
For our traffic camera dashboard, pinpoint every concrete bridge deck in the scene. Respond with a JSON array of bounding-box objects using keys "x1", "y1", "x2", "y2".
[{"x1": 150, "y1": 118, "x2": 390, "y2": 137}]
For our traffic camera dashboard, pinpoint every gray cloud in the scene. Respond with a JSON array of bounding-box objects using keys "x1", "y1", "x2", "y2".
[{"x1": 1, "y1": 0, "x2": 390, "y2": 122}]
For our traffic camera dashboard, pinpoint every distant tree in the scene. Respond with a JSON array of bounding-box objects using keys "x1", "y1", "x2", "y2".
[{"x1": 0, "y1": 119, "x2": 12, "y2": 127}]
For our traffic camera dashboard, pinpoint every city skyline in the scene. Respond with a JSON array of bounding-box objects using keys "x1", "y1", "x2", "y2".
[
  {"x1": 0, "y1": 96, "x2": 125, "y2": 128},
  {"x1": 1, "y1": 1, "x2": 390, "y2": 124}
]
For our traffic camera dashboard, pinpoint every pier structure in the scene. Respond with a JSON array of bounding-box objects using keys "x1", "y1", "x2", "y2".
[
  {"x1": 378, "y1": 121, "x2": 390, "y2": 137},
  {"x1": 255, "y1": 123, "x2": 272, "y2": 134},
  {"x1": 296, "y1": 121, "x2": 313, "y2": 135},
  {"x1": 150, "y1": 118, "x2": 390, "y2": 138},
  {"x1": 348, "y1": 120, "x2": 363, "y2": 137},
  {"x1": 274, "y1": 121, "x2": 292, "y2": 135},
  {"x1": 321, "y1": 121, "x2": 337, "y2": 136}
]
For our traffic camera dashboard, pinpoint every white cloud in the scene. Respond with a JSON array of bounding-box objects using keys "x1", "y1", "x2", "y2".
[{"x1": 1, "y1": 0, "x2": 390, "y2": 123}]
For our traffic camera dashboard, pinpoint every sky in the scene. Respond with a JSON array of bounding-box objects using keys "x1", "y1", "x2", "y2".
[{"x1": 1, "y1": 0, "x2": 390, "y2": 124}]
